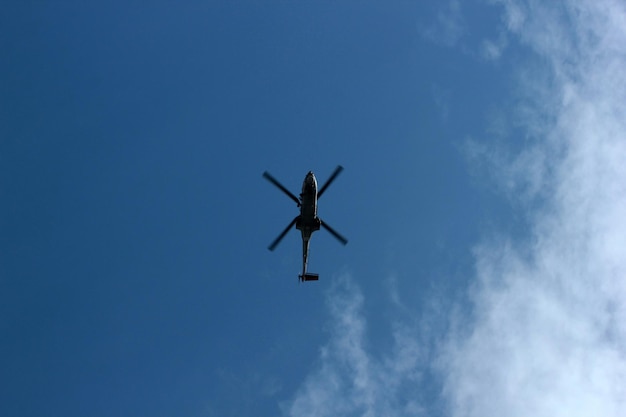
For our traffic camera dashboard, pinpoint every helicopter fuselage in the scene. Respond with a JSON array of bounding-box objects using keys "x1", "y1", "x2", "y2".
[
  {"x1": 296, "y1": 172, "x2": 321, "y2": 281},
  {"x1": 263, "y1": 165, "x2": 347, "y2": 282}
]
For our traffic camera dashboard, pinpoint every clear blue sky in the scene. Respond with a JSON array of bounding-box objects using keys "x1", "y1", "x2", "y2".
[{"x1": 2, "y1": 1, "x2": 625, "y2": 416}]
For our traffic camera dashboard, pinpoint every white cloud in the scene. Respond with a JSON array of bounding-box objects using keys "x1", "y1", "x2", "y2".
[
  {"x1": 281, "y1": 275, "x2": 431, "y2": 417},
  {"x1": 283, "y1": 1, "x2": 626, "y2": 416},
  {"x1": 441, "y1": 1, "x2": 626, "y2": 416}
]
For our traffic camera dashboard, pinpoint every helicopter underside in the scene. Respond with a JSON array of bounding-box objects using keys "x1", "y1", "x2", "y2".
[
  {"x1": 263, "y1": 166, "x2": 347, "y2": 283},
  {"x1": 296, "y1": 216, "x2": 321, "y2": 234}
]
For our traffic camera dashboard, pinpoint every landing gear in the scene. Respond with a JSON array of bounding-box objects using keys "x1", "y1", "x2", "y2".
[{"x1": 299, "y1": 273, "x2": 319, "y2": 282}]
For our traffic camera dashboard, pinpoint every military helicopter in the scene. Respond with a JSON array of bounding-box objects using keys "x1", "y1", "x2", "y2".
[{"x1": 263, "y1": 165, "x2": 348, "y2": 282}]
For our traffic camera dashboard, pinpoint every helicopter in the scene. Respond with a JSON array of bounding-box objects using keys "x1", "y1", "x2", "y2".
[{"x1": 263, "y1": 165, "x2": 348, "y2": 282}]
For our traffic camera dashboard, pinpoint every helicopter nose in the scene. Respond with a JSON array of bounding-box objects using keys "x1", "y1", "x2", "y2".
[{"x1": 303, "y1": 171, "x2": 317, "y2": 191}]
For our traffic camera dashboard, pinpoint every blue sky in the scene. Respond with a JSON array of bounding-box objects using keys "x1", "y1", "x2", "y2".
[{"x1": 2, "y1": 1, "x2": 625, "y2": 416}]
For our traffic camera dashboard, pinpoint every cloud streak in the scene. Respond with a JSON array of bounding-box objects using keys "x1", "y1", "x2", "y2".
[
  {"x1": 421, "y1": 0, "x2": 466, "y2": 47},
  {"x1": 282, "y1": 275, "x2": 430, "y2": 417}
]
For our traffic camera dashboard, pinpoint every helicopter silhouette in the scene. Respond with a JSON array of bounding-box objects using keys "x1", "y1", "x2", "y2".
[{"x1": 263, "y1": 165, "x2": 348, "y2": 282}]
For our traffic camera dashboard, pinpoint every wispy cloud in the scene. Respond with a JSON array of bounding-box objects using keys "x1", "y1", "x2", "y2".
[
  {"x1": 442, "y1": 1, "x2": 626, "y2": 416},
  {"x1": 283, "y1": 1, "x2": 626, "y2": 416},
  {"x1": 421, "y1": 0, "x2": 466, "y2": 47},
  {"x1": 281, "y1": 275, "x2": 434, "y2": 417},
  {"x1": 481, "y1": 32, "x2": 509, "y2": 61}
]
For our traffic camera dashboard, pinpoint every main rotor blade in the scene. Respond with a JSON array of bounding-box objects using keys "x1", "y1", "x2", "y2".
[
  {"x1": 263, "y1": 171, "x2": 300, "y2": 206},
  {"x1": 268, "y1": 216, "x2": 298, "y2": 251},
  {"x1": 317, "y1": 165, "x2": 343, "y2": 199},
  {"x1": 320, "y1": 220, "x2": 348, "y2": 246}
]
